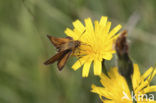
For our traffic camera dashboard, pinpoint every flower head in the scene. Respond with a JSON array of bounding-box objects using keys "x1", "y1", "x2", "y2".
[
  {"x1": 65, "y1": 16, "x2": 122, "y2": 77},
  {"x1": 91, "y1": 64, "x2": 156, "y2": 103}
]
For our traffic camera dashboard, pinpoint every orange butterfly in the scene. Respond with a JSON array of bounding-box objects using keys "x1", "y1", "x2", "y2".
[{"x1": 44, "y1": 35, "x2": 81, "y2": 71}]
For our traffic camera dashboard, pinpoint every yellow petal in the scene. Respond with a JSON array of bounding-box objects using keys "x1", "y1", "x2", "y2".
[
  {"x1": 99, "y1": 16, "x2": 107, "y2": 27},
  {"x1": 132, "y1": 64, "x2": 141, "y2": 89},
  {"x1": 72, "y1": 58, "x2": 85, "y2": 71},
  {"x1": 105, "y1": 21, "x2": 111, "y2": 34},
  {"x1": 93, "y1": 59, "x2": 102, "y2": 75},
  {"x1": 142, "y1": 86, "x2": 156, "y2": 94},
  {"x1": 94, "y1": 20, "x2": 100, "y2": 36},
  {"x1": 102, "y1": 53, "x2": 113, "y2": 60},
  {"x1": 91, "y1": 85, "x2": 113, "y2": 99},
  {"x1": 144, "y1": 67, "x2": 156, "y2": 83},
  {"x1": 135, "y1": 80, "x2": 149, "y2": 93},
  {"x1": 64, "y1": 28, "x2": 74, "y2": 37},
  {"x1": 82, "y1": 61, "x2": 92, "y2": 77},
  {"x1": 108, "y1": 24, "x2": 122, "y2": 38},
  {"x1": 142, "y1": 67, "x2": 154, "y2": 80},
  {"x1": 111, "y1": 32, "x2": 120, "y2": 40},
  {"x1": 84, "y1": 18, "x2": 94, "y2": 33},
  {"x1": 84, "y1": 18, "x2": 95, "y2": 40},
  {"x1": 72, "y1": 20, "x2": 85, "y2": 35},
  {"x1": 100, "y1": 73, "x2": 110, "y2": 87}
]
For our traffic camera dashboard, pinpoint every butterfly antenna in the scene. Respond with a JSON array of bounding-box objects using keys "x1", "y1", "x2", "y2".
[{"x1": 78, "y1": 29, "x2": 86, "y2": 40}]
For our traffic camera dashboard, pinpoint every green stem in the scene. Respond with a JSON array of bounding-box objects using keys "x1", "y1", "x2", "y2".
[
  {"x1": 102, "y1": 59, "x2": 110, "y2": 78},
  {"x1": 125, "y1": 77, "x2": 136, "y2": 103}
]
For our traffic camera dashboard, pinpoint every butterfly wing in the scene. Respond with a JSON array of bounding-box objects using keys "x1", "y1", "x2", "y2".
[
  {"x1": 47, "y1": 35, "x2": 72, "y2": 50},
  {"x1": 57, "y1": 50, "x2": 72, "y2": 71},
  {"x1": 44, "y1": 50, "x2": 66, "y2": 65}
]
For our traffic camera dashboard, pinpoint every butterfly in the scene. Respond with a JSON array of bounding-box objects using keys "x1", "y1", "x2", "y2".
[{"x1": 44, "y1": 35, "x2": 81, "y2": 71}]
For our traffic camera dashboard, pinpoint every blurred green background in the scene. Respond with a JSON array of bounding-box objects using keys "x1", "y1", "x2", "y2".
[{"x1": 0, "y1": 0, "x2": 156, "y2": 103}]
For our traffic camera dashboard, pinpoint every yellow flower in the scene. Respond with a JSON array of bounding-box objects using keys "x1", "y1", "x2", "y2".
[
  {"x1": 91, "y1": 64, "x2": 156, "y2": 103},
  {"x1": 65, "y1": 16, "x2": 122, "y2": 77}
]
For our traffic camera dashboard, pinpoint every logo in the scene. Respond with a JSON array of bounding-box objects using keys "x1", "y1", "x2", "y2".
[{"x1": 122, "y1": 91, "x2": 154, "y2": 101}]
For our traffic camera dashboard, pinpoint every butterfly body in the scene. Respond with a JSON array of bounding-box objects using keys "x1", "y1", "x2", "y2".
[
  {"x1": 59, "y1": 40, "x2": 80, "y2": 51},
  {"x1": 44, "y1": 35, "x2": 81, "y2": 70}
]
